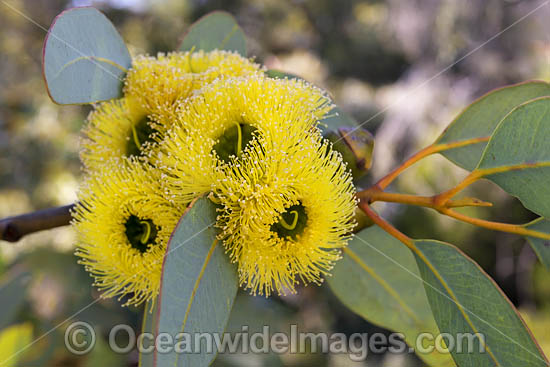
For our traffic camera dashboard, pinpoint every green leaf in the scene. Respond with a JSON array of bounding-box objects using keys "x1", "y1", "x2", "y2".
[
  {"x1": 214, "y1": 294, "x2": 289, "y2": 367},
  {"x1": 0, "y1": 271, "x2": 30, "y2": 330},
  {"x1": 326, "y1": 127, "x2": 374, "y2": 181},
  {"x1": 154, "y1": 197, "x2": 238, "y2": 367},
  {"x1": 328, "y1": 226, "x2": 455, "y2": 366},
  {"x1": 83, "y1": 336, "x2": 125, "y2": 367},
  {"x1": 413, "y1": 239, "x2": 548, "y2": 366},
  {"x1": 42, "y1": 7, "x2": 131, "y2": 105},
  {"x1": 476, "y1": 97, "x2": 550, "y2": 219},
  {"x1": 524, "y1": 218, "x2": 550, "y2": 269},
  {"x1": 435, "y1": 81, "x2": 550, "y2": 170},
  {"x1": 265, "y1": 69, "x2": 301, "y2": 80},
  {"x1": 0, "y1": 323, "x2": 33, "y2": 367},
  {"x1": 138, "y1": 301, "x2": 158, "y2": 367},
  {"x1": 320, "y1": 106, "x2": 358, "y2": 132},
  {"x1": 180, "y1": 11, "x2": 246, "y2": 56}
]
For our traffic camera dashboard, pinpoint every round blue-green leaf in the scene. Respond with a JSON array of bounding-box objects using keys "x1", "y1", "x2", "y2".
[
  {"x1": 42, "y1": 7, "x2": 131, "y2": 105},
  {"x1": 179, "y1": 11, "x2": 246, "y2": 56}
]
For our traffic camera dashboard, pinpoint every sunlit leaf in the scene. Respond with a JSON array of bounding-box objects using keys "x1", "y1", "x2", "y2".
[
  {"x1": 180, "y1": 11, "x2": 246, "y2": 56},
  {"x1": 328, "y1": 226, "x2": 455, "y2": 366},
  {"x1": 413, "y1": 239, "x2": 548, "y2": 366},
  {"x1": 154, "y1": 197, "x2": 238, "y2": 367},
  {"x1": 435, "y1": 81, "x2": 550, "y2": 170},
  {"x1": 43, "y1": 7, "x2": 131, "y2": 105},
  {"x1": 0, "y1": 323, "x2": 33, "y2": 367}
]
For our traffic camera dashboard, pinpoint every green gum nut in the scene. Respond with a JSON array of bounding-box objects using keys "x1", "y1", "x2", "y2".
[{"x1": 325, "y1": 127, "x2": 375, "y2": 182}]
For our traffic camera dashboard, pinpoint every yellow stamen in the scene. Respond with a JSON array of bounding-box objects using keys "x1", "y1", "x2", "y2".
[
  {"x1": 131, "y1": 124, "x2": 141, "y2": 150},
  {"x1": 232, "y1": 121, "x2": 243, "y2": 156},
  {"x1": 278, "y1": 210, "x2": 299, "y2": 230},
  {"x1": 140, "y1": 220, "x2": 152, "y2": 244},
  {"x1": 208, "y1": 192, "x2": 222, "y2": 204},
  {"x1": 188, "y1": 46, "x2": 196, "y2": 73}
]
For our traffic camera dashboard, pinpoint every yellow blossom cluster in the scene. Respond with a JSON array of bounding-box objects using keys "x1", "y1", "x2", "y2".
[{"x1": 72, "y1": 49, "x2": 357, "y2": 306}]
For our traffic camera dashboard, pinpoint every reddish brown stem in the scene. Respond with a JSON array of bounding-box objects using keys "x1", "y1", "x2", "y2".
[
  {"x1": 0, "y1": 204, "x2": 74, "y2": 242},
  {"x1": 358, "y1": 200, "x2": 413, "y2": 247},
  {"x1": 375, "y1": 137, "x2": 490, "y2": 190}
]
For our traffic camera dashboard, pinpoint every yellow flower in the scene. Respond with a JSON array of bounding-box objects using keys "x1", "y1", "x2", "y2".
[
  {"x1": 80, "y1": 96, "x2": 153, "y2": 169},
  {"x1": 72, "y1": 158, "x2": 183, "y2": 306},
  {"x1": 124, "y1": 50, "x2": 263, "y2": 121},
  {"x1": 156, "y1": 74, "x2": 333, "y2": 206},
  {"x1": 213, "y1": 136, "x2": 357, "y2": 296},
  {"x1": 80, "y1": 50, "x2": 261, "y2": 170}
]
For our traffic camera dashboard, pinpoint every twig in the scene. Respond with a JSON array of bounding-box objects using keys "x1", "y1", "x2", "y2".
[
  {"x1": 358, "y1": 188, "x2": 492, "y2": 209},
  {"x1": 439, "y1": 207, "x2": 550, "y2": 240},
  {"x1": 375, "y1": 137, "x2": 490, "y2": 190},
  {"x1": 358, "y1": 200, "x2": 413, "y2": 247},
  {"x1": 359, "y1": 187, "x2": 550, "y2": 240},
  {"x1": 0, "y1": 204, "x2": 74, "y2": 242}
]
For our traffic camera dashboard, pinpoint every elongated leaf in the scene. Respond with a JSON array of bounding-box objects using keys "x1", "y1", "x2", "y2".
[
  {"x1": 180, "y1": 11, "x2": 246, "y2": 56},
  {"x1": 413, "y1": 239, "x2": 548, "y2": 366},
  {"x1": 328, "y1": 226, "x2": 455, "y2": 366},
  {"x1": 476, "y1": 97, "x2": 550, "y2": 218},
  {"x1": 525, "y1": 218, "x2": 550, "y2": 269},
  {"x1": 214, "y1": 294, "x2": 288, "y2": 366},
  {"x1": 154, "y1": 197, "x2": 238, "y2": 367},
  {"x1": 43, "y1": 7, "x2": 131, "y2": 105},
  {"x1": 138, "y1": 301, "x2": 158, "y2": 367},
  {"x1": 0, "y1": 271, "x2": 30, "y2": 330},
  {"x1": 435, "y1": 81, "x2": 550, "y2": 170}
]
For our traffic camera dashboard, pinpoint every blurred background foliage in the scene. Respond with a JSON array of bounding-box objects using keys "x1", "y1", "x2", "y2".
[{"x1": 1, "y1": 0, "x2": 550, "y2": 365}]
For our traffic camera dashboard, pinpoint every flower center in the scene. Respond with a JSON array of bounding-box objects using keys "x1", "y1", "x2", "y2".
[
  {"x1": 126, "y1": 116, "x2": 156, "y2": 157},
  {"x1": 124, "y1": 215, "x2": 158, "y2": 253},
  {"x1": 213, "y1": 122, "x2": 257, "y2": 163},
  {"x1": 271, "y1": 203, "x2": 308, "y2": 240}
]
